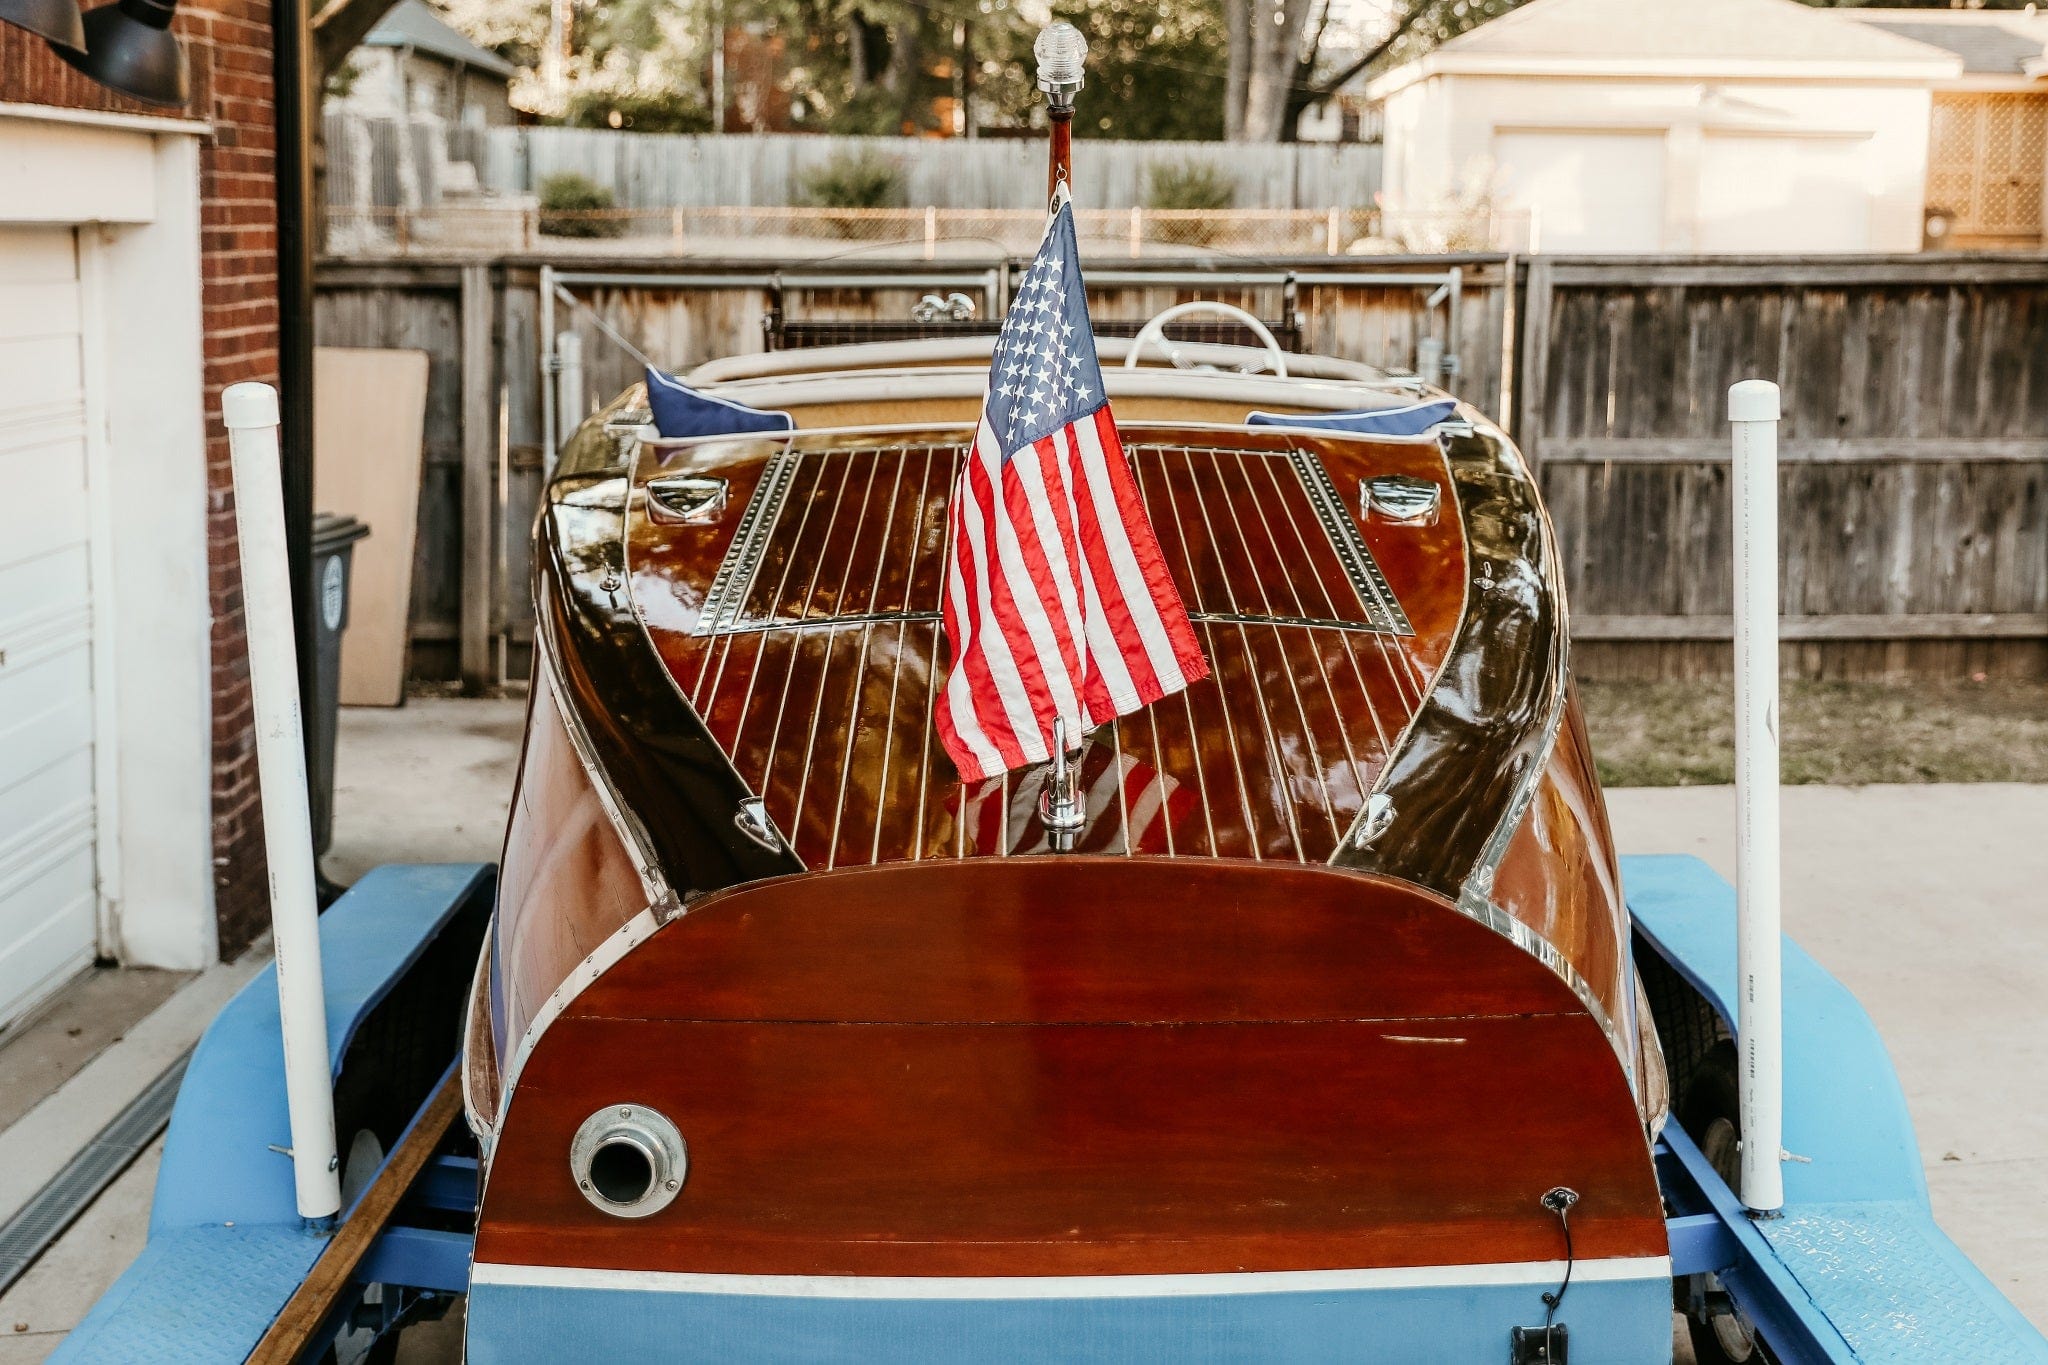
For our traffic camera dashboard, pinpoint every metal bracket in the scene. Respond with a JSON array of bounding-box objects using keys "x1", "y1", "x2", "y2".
[
  {"x1": 1509, "y1": 1324, "x2": 1568, "y2": 1364},
  {"x1": 733, "y1": 799, "x2": 783, "y2": 853},
  {"x1": 1038, "y1": 719, "x2": 1085, "y2": 852},
  {"x1": 1350, "y1": 792, "x2": 1396, "y2": 849}
]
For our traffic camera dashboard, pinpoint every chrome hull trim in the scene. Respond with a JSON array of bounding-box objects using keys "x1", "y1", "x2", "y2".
[
  {"x1": 693, "y1": 443, "x2": 806, "y2": 637},
  {"x1": 1285, "y1": 445, "x2": 1412, "y2": 636}
]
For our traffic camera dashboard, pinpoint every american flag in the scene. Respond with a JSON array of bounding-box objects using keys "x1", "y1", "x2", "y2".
[{"x1": 936, "y1": 200, "x2": 1209, "y2": 783}]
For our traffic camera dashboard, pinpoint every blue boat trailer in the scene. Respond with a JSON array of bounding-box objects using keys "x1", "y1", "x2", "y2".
[{"x1": 52, "y1": 855, "x2": 2048, "y2": 1363}]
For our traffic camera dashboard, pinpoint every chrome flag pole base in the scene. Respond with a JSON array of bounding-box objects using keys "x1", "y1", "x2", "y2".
[{"x1": 1039, "y1": 719, "x2": 1086, "y2": 852}]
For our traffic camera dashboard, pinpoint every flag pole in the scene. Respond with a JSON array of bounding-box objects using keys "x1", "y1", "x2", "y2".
[{"x1": 1034, "y1": 22, "x2": 1087, "y2": 201}]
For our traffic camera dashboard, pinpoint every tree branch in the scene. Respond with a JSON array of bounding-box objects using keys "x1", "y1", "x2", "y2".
[
  {"x1": 1298, "y1": 0, "x2": 1433, "y2": 104},
  {"x1": 1296, "y1": 0, "x2": 1333, "y2": 85},
  {"x1": 311, "y1": 0, "x2": 406, "y2": 78}
]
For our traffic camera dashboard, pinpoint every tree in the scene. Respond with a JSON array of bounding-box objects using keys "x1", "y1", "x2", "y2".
[
  {"x1": 1222, "y1": 0, "x2": 1525, "y2": 143},
  {"x1": 972, "y1": 0, "x2": 1229, "y2": 141},
  {"x1": 1079, "y1": 0, "x2": 1229, "y2": 141}
]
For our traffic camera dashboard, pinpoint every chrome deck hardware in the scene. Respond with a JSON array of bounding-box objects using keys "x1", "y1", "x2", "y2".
[
  {"x1": 1364, "y1": 474, "x2": 1442, "y2": 525},
  {"x1": 1352, "y1": 792, "x2": 1397, "y2": 849},
  {"x1": 912, "y1": 292, "x2": 977, "y2": 323},
  {"x1": 1039, "y1": 719, "x2": 1085, "y2": 852},
  {"x1": 733, "y1": 798, "x2": 783, "y2": 853},
  {"x1": 569, "y1": 1104, "x2": 688, "y2": 1219},
  {"x1": 646, "y1": 474, "x2": 730, "y2": 524}
]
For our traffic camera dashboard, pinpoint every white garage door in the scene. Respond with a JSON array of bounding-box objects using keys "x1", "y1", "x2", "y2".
[
  {"x1": 1496, "y1": 131, "x2": 1667, "y2": 252},
  {"x1": 0, "y1": 227, "x2": 101, "y2": 1030}
]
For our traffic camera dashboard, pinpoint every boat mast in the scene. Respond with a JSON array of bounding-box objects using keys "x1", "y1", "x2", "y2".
[{"x1": 1034, "y1": 21, "x2": 1087, "y2": 201}]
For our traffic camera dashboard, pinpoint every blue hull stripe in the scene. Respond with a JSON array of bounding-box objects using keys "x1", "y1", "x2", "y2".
[{"x1": 466, "y1": 1265, "x2": 1675, "y2": 1363}]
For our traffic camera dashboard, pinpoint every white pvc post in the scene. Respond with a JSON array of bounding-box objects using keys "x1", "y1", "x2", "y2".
[
  {"x1": 1729, "y1": 378, "x2": 1785, "y2": 1216},
  {"x1": 222, "y1": 382, "x2": 343, "y2": 1223}
]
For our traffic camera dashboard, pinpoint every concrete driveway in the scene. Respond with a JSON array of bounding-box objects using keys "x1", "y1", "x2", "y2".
[{"x1": 1609, "y1": 783, "x2": 2048, "y2": 1329}]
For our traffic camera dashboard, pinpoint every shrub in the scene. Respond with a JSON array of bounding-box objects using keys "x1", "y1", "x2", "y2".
[
  {"x1": 1143, "y1": 160, "x2": 1238, "y2": 247},
  {"x1": 824, "y1": 89, "x2": 914, "y2": 137},
  {"x1": 538, "y1": 172, "x2": 626, "y2": 238},
  {"x1": 1145, "y1": 160, "x2": 1238, "y2": 213},
  {"x1": 796, "y1": 149, "x2": 907, "y2": 210},
  {"x1": 560, "y1": 87, "x2": 712, "y2": 134}
]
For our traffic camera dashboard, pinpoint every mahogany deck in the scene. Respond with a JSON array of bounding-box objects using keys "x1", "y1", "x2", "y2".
[
  {"x1": 625, "y1": 427, "x2": 1463, "y2": 868},
  {"x1": 478, "y1": 860, "x2": 1666, "y2": 1277}
]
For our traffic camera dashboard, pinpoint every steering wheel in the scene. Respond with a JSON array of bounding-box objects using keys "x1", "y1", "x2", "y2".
[{"x1": 1124, "y1": 301, "x2": 1289, "y2": 378}]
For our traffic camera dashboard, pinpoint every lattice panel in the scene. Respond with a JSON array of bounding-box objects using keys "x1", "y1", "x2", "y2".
[{"x1": 1928, "y1": 94, "x2": 2047, "y2": 241}]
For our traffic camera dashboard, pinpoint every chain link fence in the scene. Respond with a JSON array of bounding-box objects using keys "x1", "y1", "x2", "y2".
[{"x1": 322, "y1": 204, "x2": 1532, "y2": 260}]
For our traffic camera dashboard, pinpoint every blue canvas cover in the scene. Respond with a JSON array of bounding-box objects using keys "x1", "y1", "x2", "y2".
[
  {"x1": 645, "y1": 366, "x2": 793, "y2": 439},
  {"x1": 1247, "y1": 398, "x2": 1459, "y2": 437}
]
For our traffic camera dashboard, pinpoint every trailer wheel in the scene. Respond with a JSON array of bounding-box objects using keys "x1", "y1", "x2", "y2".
[{"x1": 1679, "y1": 1043, "x2": 1779, "y2": 1365}]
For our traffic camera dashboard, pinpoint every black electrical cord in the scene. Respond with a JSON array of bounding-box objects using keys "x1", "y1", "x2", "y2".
[{"x1": 1540, "y1": 1185, "x2": 1580, "y2": 1344}]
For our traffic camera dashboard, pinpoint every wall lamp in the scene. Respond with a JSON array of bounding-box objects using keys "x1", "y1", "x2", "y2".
[{"x1": 1, "y1": 0, "x2": 189, "y2": 109}]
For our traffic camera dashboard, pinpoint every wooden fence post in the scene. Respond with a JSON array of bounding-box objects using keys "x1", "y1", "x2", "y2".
[
  {"x1": 1516, "y1": 255, "x2": 1554, "y2": 471},
  {"x1": 459, "y1": 264, "x2": 497, "y2": 694}
]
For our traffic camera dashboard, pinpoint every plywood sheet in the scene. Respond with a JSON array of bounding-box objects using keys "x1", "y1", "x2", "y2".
[{"x1": 315, "y1": 347, "x2": 429, "y2": 706}]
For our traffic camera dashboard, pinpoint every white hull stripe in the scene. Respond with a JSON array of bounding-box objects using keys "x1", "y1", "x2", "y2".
[{"x1": 472, "y1": 1256, "x2": 1672, "y2": 1300}]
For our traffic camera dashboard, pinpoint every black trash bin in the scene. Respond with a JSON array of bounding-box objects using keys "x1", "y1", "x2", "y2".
[{"x1": 309, "y1": 513, "x2": 371, "y2": 881}]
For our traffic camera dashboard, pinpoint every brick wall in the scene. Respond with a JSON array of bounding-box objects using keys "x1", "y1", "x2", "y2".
[{"x1": 3, "y1": 10, "x2": 279, "y2": 958}]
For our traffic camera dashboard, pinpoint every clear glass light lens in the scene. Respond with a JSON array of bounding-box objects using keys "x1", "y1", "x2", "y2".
[{"x1": 1034, "y1": 21, "x2": 1088, "y2": 86}]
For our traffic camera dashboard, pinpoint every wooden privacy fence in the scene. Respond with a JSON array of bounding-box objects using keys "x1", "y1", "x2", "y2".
[
  {"x1": 1518, "y1": 255, "x2": 2048, "y2": 680},
  {"x1": 312, "y1": 251, "x2": 2046, "y2": 686}
]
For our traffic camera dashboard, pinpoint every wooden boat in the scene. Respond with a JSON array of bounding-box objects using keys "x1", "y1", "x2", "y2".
[{"x1": 458, "y1": 288, "x2": 1691, "y2": 1357}]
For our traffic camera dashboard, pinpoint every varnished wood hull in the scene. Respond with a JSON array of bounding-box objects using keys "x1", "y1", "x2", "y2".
[
  {"x1": 478, "y1": 860, "x2": 1663, "y2": 1278},
  {"x1": 468, "y1": 353, "x2": 1665, "y2": 1326}
]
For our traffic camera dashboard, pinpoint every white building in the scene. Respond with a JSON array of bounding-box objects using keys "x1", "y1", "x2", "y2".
[
  {"x1": 1855, "y1": 8, "x2": 2048, "y2": 249},
  {"x1": 1367, "y1": 0, "x2": 1964, "y2": 253},
  {"x1": 327, "y1": 0, "x2": 517, "y2": 130},
  {"x1": 1, "y1": 108, "x2": 217, "y2": 1025}
]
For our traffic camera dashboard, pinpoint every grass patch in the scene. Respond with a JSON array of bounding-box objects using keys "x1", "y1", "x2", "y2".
[{"x1": 1580, "y1": 679, "x2": 2048, "y2": 787}]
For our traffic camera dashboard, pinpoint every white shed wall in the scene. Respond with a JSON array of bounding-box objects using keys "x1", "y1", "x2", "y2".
[{"x1": 1381, "y1": 72, "x2": 1931, "y2": 252}]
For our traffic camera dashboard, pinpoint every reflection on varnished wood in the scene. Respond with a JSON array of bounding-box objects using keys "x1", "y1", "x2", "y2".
[
  {"x1": 1490, "y1": 695, "x2": 1632, "y2": 1026},
  {"x1": 489, "y1": 678, "x2": 648, "y2": 1093},
  {"x1": 626, "y1": 428, "x2": 1464, "y2": 869}
]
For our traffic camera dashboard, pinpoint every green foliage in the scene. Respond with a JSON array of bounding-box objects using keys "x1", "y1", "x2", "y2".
[
  {"x1": 956, "y1": 0, "x2": 1227, "y2": 140},
  {"x1": 1141, "y1": 159, "x2": 1236, "y2": 245},
  {"x1": 795, "y1": 149, "x2": 907, "y2": 209},
  {"x1": 538, "y1": 172, "x2": 626, "y2": 237},
  {"x1": 324, "y1": 56, "x2": 361, "y2": 101},
  {"x1": 1070, "y1": 0, "x2": 1228, "y2": 141},
  {"x1": 1372, "y1": 0, "x2": 1530, "y2": 72},
  {"x1": 1145, "y1": 160, "x2": 1237, "y2": 211},
  {"x1": 560, "y1": 86, "x2": 713, "y2": 133},
  {"x1": 826, "y1": 86, "x2": 917, "y2": 137}
]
